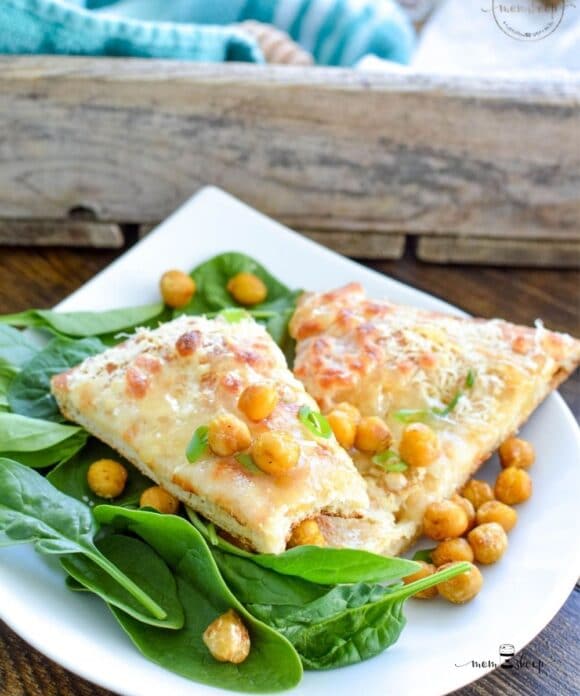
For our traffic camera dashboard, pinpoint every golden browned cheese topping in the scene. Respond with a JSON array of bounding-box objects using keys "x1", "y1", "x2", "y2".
[{"x1": 51, "y1": 315, "x2": 368, "y2": 553}]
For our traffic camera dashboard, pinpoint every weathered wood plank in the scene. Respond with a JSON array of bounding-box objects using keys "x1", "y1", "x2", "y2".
[
  {"x1": 0, "y1": 57, "x2": 578, "y2": 242},
  {"x1": 0, "y1": 219, "x2": 123, "y2": 248},
  {"x1": 417, "y1": 235, "x2": 580, "y2": 268},
  {"x1": 139, "y1": 223, "x2": 405, "y2": 259}
]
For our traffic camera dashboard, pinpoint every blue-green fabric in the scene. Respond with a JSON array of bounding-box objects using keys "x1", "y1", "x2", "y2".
[{"x1": 0, "y1": 0, "x2": 415, "y2": 66}]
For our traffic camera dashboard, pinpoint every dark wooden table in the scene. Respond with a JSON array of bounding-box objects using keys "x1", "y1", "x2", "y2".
[{"x1": 0, "y1": 244, "x2": 579, "y2": 696}]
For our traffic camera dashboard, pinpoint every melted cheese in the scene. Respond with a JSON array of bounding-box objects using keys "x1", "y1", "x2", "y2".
[
  {"x1": 51, "y1": 315, "x2": 369, "y2": 553},
  {"x1": 291, "y1": 283, "x2": 580, "y2": 555}
]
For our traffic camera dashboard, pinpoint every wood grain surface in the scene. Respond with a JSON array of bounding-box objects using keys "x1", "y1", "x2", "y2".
[
  {"x1": 0, "y1": 244, "x2": 578, "y2": 695},
  {"x1": 1, "y1": 57, "x2": 579, "y2": 244}
]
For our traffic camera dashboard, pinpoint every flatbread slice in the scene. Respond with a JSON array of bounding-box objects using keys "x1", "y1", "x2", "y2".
[
  {"x1": 289, "y1": 283, "x2": 580, "y2": 556},
  {"x1": 51, "y1": 314, "x2": 368, "y2": 553}
]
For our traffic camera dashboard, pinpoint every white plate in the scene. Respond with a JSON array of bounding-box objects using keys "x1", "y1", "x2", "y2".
[{"x1": 1, "y1": 187, "x2": 579, "y2": 696}]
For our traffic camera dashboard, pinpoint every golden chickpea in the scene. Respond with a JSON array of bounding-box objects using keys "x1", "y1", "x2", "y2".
[
  {"x1": 399, "y1": 423, "x2": 440, "y2": 468},
  {"x1": 460, "y1": 479, "x2": 495, "y2": 510},
  {"x1": 403, "y1": 561, "x2": 438, "y2": 599},
  {"x1": 202, "y1": 609, "x2": 250, "y2": 664},
  {"x1": 86, "y1": 459, "x2": 128, "y2": 499},
  {"x1": 288, "y1": 519, "x2": 326, "y2": 548},
  {"x1": 208, "y1": 414, "x2": 252, "y2": 457},
  {"x1": 437, "y1": 562, "x2": 483, "y2": 604},
  {"x1": 451, "y1": 494, "x2": 476, "y2": 532},
  {"x1": 327, "y1": 409, "x2": 357, "y2": 449},
  {"x1": 354, "y1": 416, "x2": 392, "y2": 454},
  {"x1": 238, "y1": 384, "x2": 278, "y2": 422},
  {"x1": 252, "y1": 431, "x2": 300, "y2": 476},
  {"x1": 495, "y1": 467, "x2": 532, "y2": 505},
  {"x1": 499, "y1": 437, "x2": 535, "y2": 470},
  {"x1": 476, "y1": 500, "x2": 518, "y2": 532},
  {"x1": 467, "y1": 522, "x2": 508, "y2": 564},
  {"x1": 227, "y1": 272, "x2": 267, "y2": 306},
  {"x1": 139, "y1": 486, "x2": 180, "y2": 514},
  {"x1": 423, "y1": 500, "x2": 469, "y2": 541},
  {"x1": 334, "y1": 402, "x2": 361, "y2": 424},
  {"x1": 431, "y1": 538, "x2": 474, "y2": 567},
  {"x1": 159, "y1": 270, "x2": 196, "y2": 309}
]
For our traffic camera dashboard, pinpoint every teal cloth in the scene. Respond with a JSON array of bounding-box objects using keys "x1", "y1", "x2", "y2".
[{"x1": 0, "y1": 0, "x2": 415, "y2": 66}]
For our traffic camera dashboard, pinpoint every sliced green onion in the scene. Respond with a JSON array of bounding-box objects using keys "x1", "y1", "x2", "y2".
[
  {"x1": 394, "y1": 408, "x2": 430, "y2": 424},
  {"x1": 217, "y1": 308, "x2": 251, "y2": 323},
  {"x1": 465, "y1": 368, "x2": 477, "y2": 389},
  {"x1": 431, "y1": 391, "x2": 462, "y2": 418},
  {"x1": 298, "y1": 405, "x2": 332, "y2": 439},
  {"x1": 235, "y1": 453, "x2": 262, "y2": 474},
  {"x1": 186, "y1": 425, "x2": 209, "y2": 463},
  {"x1": 412, "y1": 548, "x2": 435, "y2": 563},
  {"x1": 207, "y1": 523, "x2": 220, "y2": 547},
  {"x1": 372, "y1": 449, "x2": 408, "y2": 473}
]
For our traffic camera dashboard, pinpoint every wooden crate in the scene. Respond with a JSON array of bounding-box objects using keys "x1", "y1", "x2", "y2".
[{"x1": 1, "y1": 56, "x2": 579, "y2": 266}]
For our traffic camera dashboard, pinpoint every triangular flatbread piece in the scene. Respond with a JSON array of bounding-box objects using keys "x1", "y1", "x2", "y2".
[
  {"x1": 290, "y1": 283, "x2": 580, "y2": 555},
  {"x1": 51, "y1": 315, "x2": 368, "y2": 553}
]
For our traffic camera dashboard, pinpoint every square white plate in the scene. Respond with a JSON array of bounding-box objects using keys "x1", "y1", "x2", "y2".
[{"x1": 1, "y1": 187, "x2": 579, "y2": 696}]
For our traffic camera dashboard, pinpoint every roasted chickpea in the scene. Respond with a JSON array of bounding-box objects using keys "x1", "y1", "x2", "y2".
[
  {"x1": 423, "y1": 500, "x2": 469, "y2": 541},
  {"x1": 403, "y1": 561, "x2": 438, "y2": 599},
  {"x1": 86, "y1": 459, "x2": 128, "y2": 499},
  {"x1": 252, "y1": 431, "x2": 300, "y2": 476},
  {"x1": 495, "y1": 467, "x2": 532, "y2": 505},
  {"x1": 499, "y1": 437, "x2": 535, "y2": 470},
  {"x1": 460, "y1": 479, "x2": 495, "y2": 510},
  {"x1": 238, "y1": 384, "x2": 278, "y2": 422},
  {"x1": 288, "y1": 519, "x2": 326, "y2": 548},
  {"x1": 355, "y1": 416, "x2": 392, "y2": 454},
  {"x1": 467, "y1": 522, "x2": 508, "y2": 564},
  {"x1": 334, "y1": 402, "x2": 361, "y2": 424},
  {"x1": 227, "y1": 272, "x2": 267, "y2": 306},
  {"x1": 159, "y1": 270, "x2": 196, "y2": 309},
  {"x1": 327, "y1": 409, "x2": 357, "y2": 449},
  {"x1": 203, "y1": 609, "x2": 250, "y2": 664},
  {"x1": 437, "y1": 562, "x2": 483, "y2": 604},
  {"x1": 476, "y1": 500, "x2": 518, "y2": 532},
  {"x1": 139, "y1": 486, "x2": 179, "y2": 514},
  {"x1": 399, "y1": 423, "x2": 440, "y2": 468},
  {"x1": 451, "y1": 494, "x2": 476, "y2": 532},
  {"x1": 431, "y1": 538, "x2": 474, "y2": 567},
  {"x1": 208, "y1": 414, "x2": 252, "y2": 457}
]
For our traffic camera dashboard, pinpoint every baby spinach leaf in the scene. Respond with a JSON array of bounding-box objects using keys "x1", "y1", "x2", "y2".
[
  {"x1": 48, "y1": 439, "x2": 151, "y2": 507},
  {"x1": 0, "y1": 303, "x2": 165, "y2": 339},
  {"x1": 0, "y1": 412, "x2": 83, "y2": 454},
  {"x1": 2, "y1": 429, "x2": 88, "y2": 469},
  {"x1": 0, "y1": 459, "x2": 166, "y2": 621},
  {"x1": 189, "y1": 510, "x2": 419, "y2": 585},
  {"x1": 8, "y1": 336, "x2": 105, "y2": 422},
  {"x1": 180, "y1": 253, "x2": 301, "y2": 364},
  {"x1": 93, "y1": 506, "x2": 303, "y2": 692},
  {"x1": 0, "y1": 326, "x2": 39, "y2": 367},
  {"x1": 185, "y1": 425, "x2": 209, "y2": 463},
  {"x1": 61, "y1": 533, "x2": 184, "y2": 629},
  {"x1": 412, "y1": 548, "x2": 435, "y2": 563}
]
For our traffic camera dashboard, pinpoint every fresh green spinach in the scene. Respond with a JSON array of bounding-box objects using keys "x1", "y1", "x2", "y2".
[
  {"x1": 94, "y1": 506, "x2": 303, "y2": 693},
  {"x1": 0, "y1": 412, "x2": 85, "y2": 464},
  {"x1": 8, "y1": 336, "x2": 105, "y2": 422},
  {"x1": 0, "y1": 326, "x2": 39, "y2": 367},
  {"x1": 0, "y1": 459, "x2": 166, "y2": 621},
  {"x1": 3, "y1": 429, "x2": 88, "y2": 469},
  {"x1": 188, "y1": 510, "x2": 419, "y2": 585},
  {"x1": 48, "y1": 439, "x2": 151, "y2": 506},
  {"x1": 181, "y1": 253, "x2": 301, "y2": 364},
  {"x1": 0, "y1": 303, "x2": 165, "y2": 339},
  {"x1": 62, "y1": 533, "x2": 184, "y2": 629}
]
